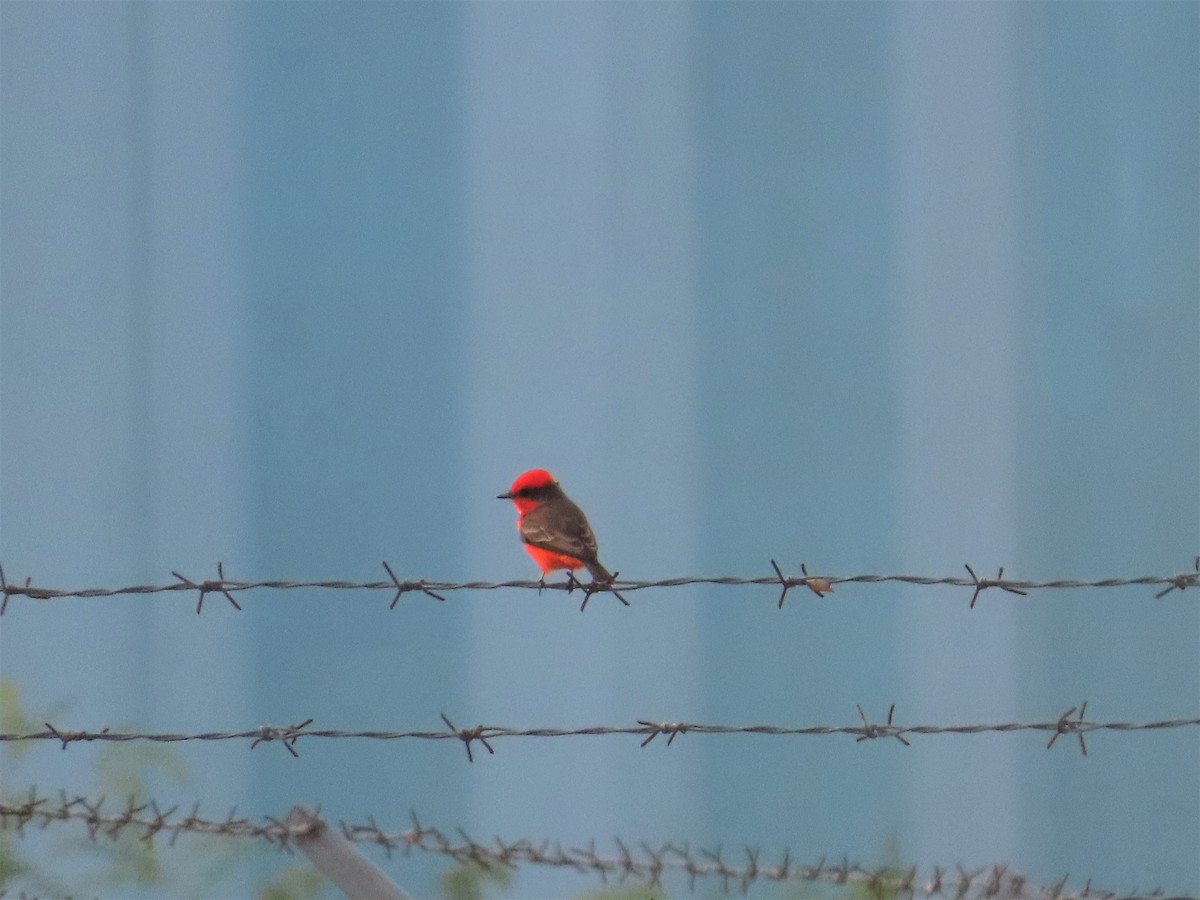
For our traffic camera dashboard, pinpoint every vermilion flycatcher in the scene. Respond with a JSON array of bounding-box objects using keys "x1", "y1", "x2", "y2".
[{"x1": 497, "y1": 469, "x2": 614, "y2": 584}]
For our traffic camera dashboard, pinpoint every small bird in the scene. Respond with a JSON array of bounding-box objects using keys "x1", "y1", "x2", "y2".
[{"x1": 497, "y1": 468, "x2": 614, "y2": 585}]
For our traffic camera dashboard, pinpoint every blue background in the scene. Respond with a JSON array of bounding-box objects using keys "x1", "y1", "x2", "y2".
[{"x1": 2, "y1": 3, "x2": 1197, "y2": 897}]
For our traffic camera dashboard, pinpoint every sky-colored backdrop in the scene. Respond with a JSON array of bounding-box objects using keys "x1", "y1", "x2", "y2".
[{"x1": 2, "y1": 3, "x2": 1197, "y2": 897}]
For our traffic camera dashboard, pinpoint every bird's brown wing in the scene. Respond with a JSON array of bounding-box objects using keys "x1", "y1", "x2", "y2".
[{"x1": 519, "y1": 499, "x2": 599, "y2": 563}]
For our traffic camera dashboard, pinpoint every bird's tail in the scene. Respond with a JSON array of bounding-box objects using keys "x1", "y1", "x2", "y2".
[{"x1": 586, "y1": 561, "x2": 614, "y2": 584}]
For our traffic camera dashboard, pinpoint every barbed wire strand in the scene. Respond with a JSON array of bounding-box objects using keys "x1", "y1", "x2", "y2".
[
  {"x1": 1, "y1": 557, "x2": 1197, "y2": 615},
  {"x1": 2, "y1": 705, "x2": 1197, "y2": 760},
  {"x1": 0, "y1": 789, "x2": 1194, "y2": 900}
]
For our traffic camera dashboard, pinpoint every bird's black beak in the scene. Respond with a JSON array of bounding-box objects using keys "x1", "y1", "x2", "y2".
[{"x1": 496, "y1": 491, "x2": 512, "y2": 500}]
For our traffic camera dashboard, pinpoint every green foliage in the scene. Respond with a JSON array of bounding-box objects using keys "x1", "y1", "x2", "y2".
[
  {"x1": 0, "y1": 833, "x2": 29, "y2": 884},
  {"x1": 1, "y1": 680, "x2": 38, "y2": 892},
  {"x1": 579, "y1": 883, "x2": 668, "y2": 900},
  {"x1": 775, "y1": 883, "x2": 839, "y2": 900},
  {"x1": 94, "y1": 740, "x2": 190, "y2": 798},
  {"x1": 0, "y1": 678, "x2": 240, "y2": 896},
  {"x1": 0, "y1": 681, "x2": 37, "y2": 760},
  {"x1": 0, "y1": 677, "x2": 917, "y2": 900},
  {"x1": 440, "y1": 862, "x2": 515, "y2": 900},
  {"x1": 844, "y1": 871, "x2": 908, "y2": 900},
  {"x1": 843, "y1": 835, "x2": 905, "y2": 900},
  {"x1": 77, "y1": 741, "x2": 197, "y2": 889},
  {"x1": 257, "y1": 864, "x2": 330, "y2": 900}
]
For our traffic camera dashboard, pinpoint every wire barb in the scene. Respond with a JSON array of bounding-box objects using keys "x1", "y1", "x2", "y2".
[
  {"x1": 573, "y1": 571, "x2": 630, "y2": 611},
  {"x1": 636, "y1": 721, "x2": 689, "y2": 747},
  {"x1": 855, "y1": 704, "x2": 910, "y2": 746},
  {"x1": 44, "y1": 721, "x2": 68, "y2": 750},
  {"x1": 964, "y1": 564, "x2": 1028, "y2": 609},
  {"x1": 770, "y1": 559, "x2": 793, "y2": 608},
  {"x1": 382, "y1": 560, "x2": 446, "y2": 609},
  {"x1": 1155, "y1": 556, "x2": 1200, "y2": 599},
  {"x1": 767, "y1": 559, "x2": 837, "y2": 606},
  {"x1": 0, "y1": 566, "x2": 49, "y2": 615},
  {"x1": 172, "y1": 562, "x2": 242, "y2": 614},
  {"x1": 439, "y1": 713, "x2": 495, "y2": 763},
  {"x1": 250, "y1": 719, "x2": 312, "y2": 758},
  {"x1": 956, "y1": 865, "x2": 985, "y2": 900},
  {"x1": 42, "y1": 721, "x2": 110, "y2": 750},
  {"x1": 800, "y1": 562, "x2": 834, "y2": 598},
  {"x1": 1048, "y1": 873, "x2": 1072, "y2": 900},
  {"x1": 1046, "y1": 702, "x2": 1088, "y2": 756}
]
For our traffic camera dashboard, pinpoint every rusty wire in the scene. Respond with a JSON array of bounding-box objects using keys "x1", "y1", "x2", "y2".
[
  {"x1": 0, "y1": 788, "x2": 1193, "y2": 900},
  {"x1": 0, "y1": 557, "x2": 1197, "y2": 615},
  {"x1": 2, "y1": 705, "x2": 1197, "y2": 760}
]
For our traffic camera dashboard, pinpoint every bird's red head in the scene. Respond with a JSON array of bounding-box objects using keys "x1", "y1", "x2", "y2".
[
  {"x1": 509, "y1": 468, "x2": 556, "y2": 493},
  {"x1": 497, "y1": 468, "x2": 558, "y2": 514}
]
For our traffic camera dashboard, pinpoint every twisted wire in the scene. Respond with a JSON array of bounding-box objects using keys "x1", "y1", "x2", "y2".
[
  {"x1": 3, "y1": 706, "x2": 1196, "y2": 759},
  {"x1": 0, "y1": 789, "x2": 1193, "y2": 900},
  {"x1": 1, "y1": 557, "x2": 1196, "y2": 614}
]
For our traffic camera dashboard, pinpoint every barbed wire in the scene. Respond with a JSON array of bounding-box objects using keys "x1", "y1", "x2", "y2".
[
  {"x1": 2, "y1": 704, "x2": 1197, "y2": 760},
  {"x1": 0, "y1": 788, "x2": 1194, "y2": 900},
  {"x1": 1, "y1": 557, "x2": 1197, "y2": 614}
]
